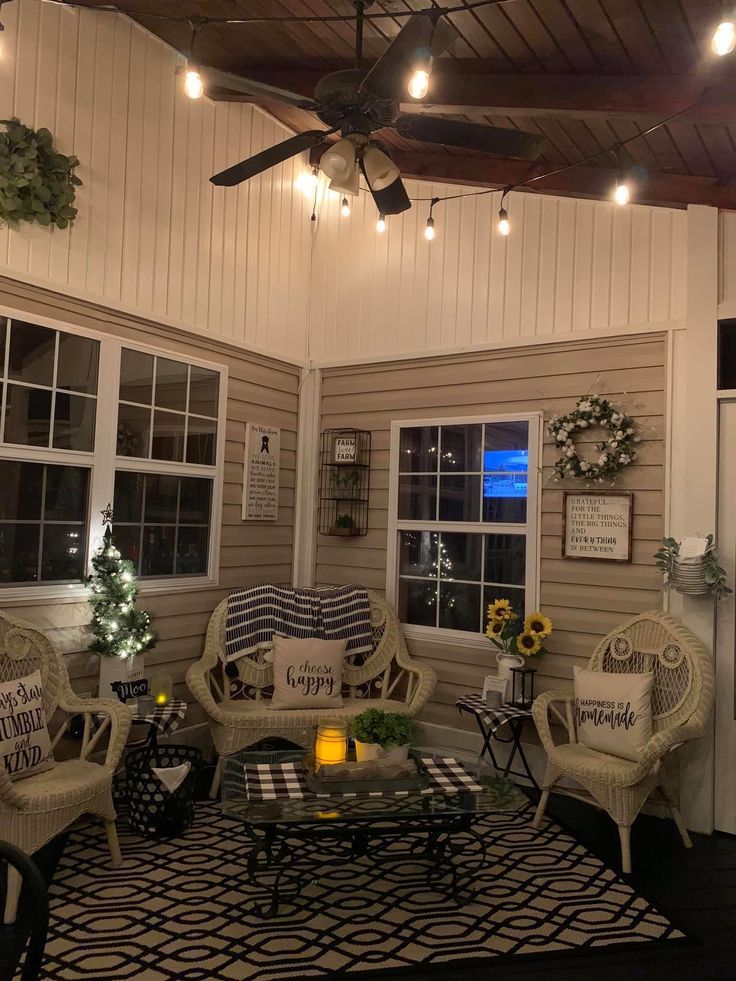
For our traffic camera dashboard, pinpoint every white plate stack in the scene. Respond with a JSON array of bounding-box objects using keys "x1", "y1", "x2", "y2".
[{"x1": 671, "y1": 556, "x2": 710, "y2": 595}]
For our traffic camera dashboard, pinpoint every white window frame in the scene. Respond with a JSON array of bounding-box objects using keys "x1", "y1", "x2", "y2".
[
  {"x1": 0, "y1": 304, "x2": 227, "y2": 603},
  {"x1": 386, "y1": 412, "x2": 543, "y2": 651}
]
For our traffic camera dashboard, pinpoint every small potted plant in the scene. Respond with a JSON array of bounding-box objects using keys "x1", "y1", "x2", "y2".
[
  {"x1": 329, "y1": 467, "x2": 363, "y2": 499},
  {"x1": 351, "y1": 708, "x2": 418, "y2": 762},
  {"x1": 330, "y1": 513, "x2": 356, "y2": 536}
]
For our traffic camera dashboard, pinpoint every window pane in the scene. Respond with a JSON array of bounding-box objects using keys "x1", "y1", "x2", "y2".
[
  {"x1": 398, "y1": 475, "x2": 437, "y2": 520},
  {"x1": 399, "y1": 531, "x2": 438, "y2": 578},
  {"x1": 0, "y1": 318, "x2": 7, "y2": 376},
  {"x1": 44, "y1": 466, "x2": 89, "y2": 522},
  {"x1": 189, "y1": 366, "x2": 219, "y2": 417},
  {"x1": 176, "y1": 526, "x2": 208, "y2": 575},
  {"x1": 179, "y1": 477, "x2": 211, "y2": 524},
  {"x1": 52, "y1": 393, "x2": 96, "y2": 451},
  {"x1": 119, "y1": 349, "x2": 153, "y2": 405},
  {"x1": 4, "y1": 384, "x2": 52, "y2": 446},
  {"x1": 114, "y1": 525, "x2": 142, "y2": 573},
  {"x1": 484, "y1": 421, "x2": 529, "y2": 454},
  {"x1": 485, "y1": 534, "x2": 526, "y2": 586},
  {"x1": 483, "y1": 584, "x2": 526, "y2": 622},
  {"x1": 439, "y1": 581, "x2": 481, "y2": 632},
  {"x1": 155, "y1": 357, "x2": 188, "y2": 412},
  {"x1": 41, "y1": 525, "x2": 85, "y2": 581},
  {"x1": 186, "y1": 417, "x2": 217, "y2": 466},
  {"x1": 398, "y1": 578, "x2": 437, "y2": 627},
  {"x1": 0, "y1": 461, "x2": 42, "y2": 519},
  {"x1": 8, "y1": 321, "x2": 55, "y2": 387},
  {"x1": 144, "y1": 474, "x2": 178, "y2": 523},
  {"x1": 151, "y1": 409, "x2": 185, "y2": 462},
  {"x1": 57, "y1": 334, "x2": 99, "y2": 394},
  {"x1": 719, "y1": 319, "x2": 736, "y2": 391},
  {"x1": 482, "y1": 494, "x2": 527, "y2": 523},
  {"x1": 113, "y1": 471, "x2": 144, "y2": 523},
  {"x1": 141, "y1": 526, "x2": 176, "y2": 576},
  {"x1": 439, "y1": 533, "x2": 482, "y2": 581},
  {"x1": 439, "y1": 475, "x2": 481, "y2": 522},
  {"x1": 399, "y1": 426, "x2": 438, "y2": 473},
  {"x1": 440, "y1": 425, "x2": 482, "y2": 473},
  {"x1": 117, "y1": 403, "x2": 151, "y2": 458},
  {"x1": 0, "y1": 525, "x2": 40, "y2": 583}
]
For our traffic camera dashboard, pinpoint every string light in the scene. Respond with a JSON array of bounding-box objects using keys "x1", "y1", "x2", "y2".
[
  {"x1": 295, "y1": 166, "x2": 319, "y2": 197},
  {"x1": 497, "y1": 205, "x2": 510, "y2": 236},
  {"x1": 614, "y1": 176, "x2": 631, "y2": 206},
  {"x1": 184, "y1": 67, "x2": 204, "y2": 99},
  {"x1": 424, "y1": 216, "x2": 435, "y2": 240},
  {"x1": 341, "y1": 196, "x2": 351, "y2": 217},
  {"x1": 408, "y1": 67, "x2": 431, "y2": 100},
  {"x1": 376, "y1": 214, "x2": 386, "y2": 233},
  {"x1": 712, "y1": 20, "x2": 736, "y2": 56}
]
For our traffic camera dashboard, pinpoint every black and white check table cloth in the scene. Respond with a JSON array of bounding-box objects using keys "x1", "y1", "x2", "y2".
[
  {"x1": 135, "y1": 698, "x2": 188, "y2": 736},
  {"x1": 244, "y1": 757, "x2": 483, "y2": 801},
  {"x1": 456, "y1": 693, "x2": 538, "y2": 789}
]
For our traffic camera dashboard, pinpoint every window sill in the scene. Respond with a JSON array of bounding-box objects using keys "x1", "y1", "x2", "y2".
[
  {"x1": 402, "y1": 624, "x2": 491, "y2": 651},
  {"x1": 0, "y1": 576, "x2": 221, "y2": 606}
]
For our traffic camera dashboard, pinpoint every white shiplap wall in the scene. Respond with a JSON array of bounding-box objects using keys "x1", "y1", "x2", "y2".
[
  {"x1": 309, "y1": 182, "x2": 688, "y2": 364},
  {"x1": 0, "y1": 0, "x2": 313, "y2": 361}
]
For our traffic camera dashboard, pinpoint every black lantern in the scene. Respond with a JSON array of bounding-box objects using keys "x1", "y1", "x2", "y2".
[{"x1": 510, "y1": 666, "x2": 536, "y2": 708}]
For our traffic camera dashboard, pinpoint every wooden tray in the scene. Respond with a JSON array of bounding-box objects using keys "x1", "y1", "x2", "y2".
[{"x1": 305, "y1": 753, "x2": 430, "y2": 795}]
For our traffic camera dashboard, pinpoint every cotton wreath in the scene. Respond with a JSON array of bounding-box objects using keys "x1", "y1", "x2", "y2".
[{"x1": 548, "y1": 395, "x2": 640, "y2": 482}]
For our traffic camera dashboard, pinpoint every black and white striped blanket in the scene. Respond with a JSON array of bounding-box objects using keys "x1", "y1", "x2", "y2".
[{"x1": 224, "y1": 584, "x2": 373, "y2": 664}]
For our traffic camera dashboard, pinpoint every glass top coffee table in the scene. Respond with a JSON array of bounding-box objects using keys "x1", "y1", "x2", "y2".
[{"x1": 221, "y1": 749, "x2": 487, "y2": 916}]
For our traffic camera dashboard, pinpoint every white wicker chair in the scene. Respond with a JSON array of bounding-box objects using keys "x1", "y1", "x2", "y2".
[
  {"x1": 532, "y1": 610, "x2": 714, "y2": 874},
  {"x1": 0, "y1": 610, "x2": 132, "y2": 921},
  {"x1": 187, "y1": 591, "x2": 437, "y2": 796}
]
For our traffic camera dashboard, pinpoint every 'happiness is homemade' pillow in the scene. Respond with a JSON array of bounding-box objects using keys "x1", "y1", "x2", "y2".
[{"x1": 573, "y1": 666, "x2": 653, "y2": 762}]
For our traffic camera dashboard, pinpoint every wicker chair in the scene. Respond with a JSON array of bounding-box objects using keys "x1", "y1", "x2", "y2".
[
  {"x1": 532, "y1": 610, "x2": 714, "y2": 874},
  {"x1": 187, "y1": 591, "x2": 437, "y2": 796},
  {"x1": 0, "y1": 611, "x2": 132, "y2": 921}
]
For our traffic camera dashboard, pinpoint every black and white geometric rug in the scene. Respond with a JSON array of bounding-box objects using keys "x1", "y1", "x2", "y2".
[{"x1": 37, "y1": 796, "x2": 685, "y2": 980}]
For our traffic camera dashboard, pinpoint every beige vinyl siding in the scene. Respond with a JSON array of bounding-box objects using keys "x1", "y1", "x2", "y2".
[
  {"x1": 0, "y1": 278, "x2": 299, "y2": 728},
  {"x1": 316, "y1": 333, "x2": 665, "y2": 735}
]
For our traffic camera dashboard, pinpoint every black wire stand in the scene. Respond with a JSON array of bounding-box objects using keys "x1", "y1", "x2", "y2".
[{"x1": 318, "y1": 428, "x2": 371, "y2": 538}]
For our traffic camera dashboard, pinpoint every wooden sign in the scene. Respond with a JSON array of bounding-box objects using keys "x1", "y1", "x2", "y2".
[
  {"x1": 562, "y1": 492, "x2": 633, "y2": 562},
  {"x1": 334, "y1": 436, "x2": 357, "y2": 463},
  {"x1": 242, "y1": 423, "x2": 281, "y2": 521}
]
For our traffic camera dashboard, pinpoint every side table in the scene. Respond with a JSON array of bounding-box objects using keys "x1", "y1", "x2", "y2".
[{"x1": 456, "y1": 693, "x2": 538, "y2": 790}]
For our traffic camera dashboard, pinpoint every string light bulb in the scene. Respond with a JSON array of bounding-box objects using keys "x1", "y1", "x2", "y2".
[
  {"x1": 497, "y1": 206, "x2": 510, "y2": 236},
  {"x1": 614, "y1": 177, "x2": 631, "y2": 206},
  {"x1": 712, "y1": 20, "x2": 736, "y2": 56},
  {"x1": 184, "y1": 67, "x2": 204, "y2": 99},
  {"x1": 424, "y1": 215, "x2": 435, "y2": 241},
  {"x1": 376, "y1": 214, "x2": 386, "y2": 233},
  {"x1": 408, "y1": 67, "x2": 431, "y2": 99},
  {"x1": 341, "y1": 197, "x2": 351, "y2": 217}
]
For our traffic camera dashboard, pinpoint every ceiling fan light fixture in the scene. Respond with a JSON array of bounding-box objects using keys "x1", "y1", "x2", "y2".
[
  {"x1": 327, "y1": 164, "x2": 360, "y2": 197},
  {"x1": 320, "y1": 138, "x2": 356, "y2": 182},
  {"x1": 362, "y1": 145, "x2": 400, "y2": 191}
]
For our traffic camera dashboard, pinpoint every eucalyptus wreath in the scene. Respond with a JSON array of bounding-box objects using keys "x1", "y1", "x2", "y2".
[
  {"x1": 549, "y1": 395, "x2": 640, "y2": 482},
  {"x1": 0, "y1": 118, "x2": 81, "y2": 229}
]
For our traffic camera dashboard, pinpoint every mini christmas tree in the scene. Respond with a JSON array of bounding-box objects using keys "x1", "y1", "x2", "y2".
[{"x1": 88, "y1": 505, "x2": 156, "y2": 660}]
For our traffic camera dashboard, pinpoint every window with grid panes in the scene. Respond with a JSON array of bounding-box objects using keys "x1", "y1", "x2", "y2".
[
  {"x1": 0, "y1": 314, "x2": 224, "y2": 590},
  {"x1": 390, "y1": 416, "x2": 540, "y2": 636}
]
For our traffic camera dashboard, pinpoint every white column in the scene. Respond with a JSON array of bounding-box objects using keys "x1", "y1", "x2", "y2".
[
  {"x1": 666, "y1": 204, "x2": 719, "y2": 834},
  {"x1": 292, "y1": 366, "x2": 322, "y2": 586}
]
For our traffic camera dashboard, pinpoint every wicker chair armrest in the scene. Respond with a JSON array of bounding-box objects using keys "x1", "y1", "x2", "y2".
[
  {"x1": 0, "y1": 765, "x2": 24, "y2": 809},
  {"x1": 405, "y1": 662, "x2": 437, "y2": 715},
  {"x1": 186, "y1": 660, "x2": 228, "y2": 724},
  {"x1": 635, "y1": 722, "x2": 702, "y2": 774},
  {"x1": 532, "y1": 690, "x2": 576, "y2": 750},
  {"x1": 59, "y1": 695, "x2": 133, "y2": 770}
]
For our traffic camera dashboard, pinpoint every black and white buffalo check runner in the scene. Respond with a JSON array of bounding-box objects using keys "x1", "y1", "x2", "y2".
[
  {"x1": 244, "y1": 756, "x2": 483, "y2": 801},
  {"x1": 456, "y1": 693, "x2": 532, "y2": 733}
]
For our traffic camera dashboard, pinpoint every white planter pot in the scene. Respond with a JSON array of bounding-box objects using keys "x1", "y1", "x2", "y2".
[
  {"x1": 354, "y1": 740, "x2": 411, "y2": 762},
  {"x1": 496, "y1": 652, "x2": 525, "y2": 703},
  {"x1": 98, "y1": 654, "x2": 145, "y2": 701}
]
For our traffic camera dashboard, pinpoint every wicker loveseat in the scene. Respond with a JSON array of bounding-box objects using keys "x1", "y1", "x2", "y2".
[{"x1": 187, "y1": 591, "x2": 436, "y2": 796}]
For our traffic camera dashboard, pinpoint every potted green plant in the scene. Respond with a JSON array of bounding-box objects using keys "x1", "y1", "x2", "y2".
[
  {"x1": 330, "y1": 513, "x2": 355, "y2": 536},
  {"x1": 329, "y1": 467, "x2": 363, "y2": 499},
  {"x1": 351, "y1": 708, "x2": 418, "y2": 762}
]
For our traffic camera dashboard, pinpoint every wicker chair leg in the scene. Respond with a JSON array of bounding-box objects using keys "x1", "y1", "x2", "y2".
[
  {"x1": 209, "y1": 756, "x2": 222, "y2": 799},
  {"x1": 618, "y1": 824, "x2": 632, "y2": 874},
  {"x1": 532, "y1": 789, "x2": 551, "y2": 829},
  {"x1": 105, "y1": 820, "x2": 122, "y2": 867},
  {"x1": 659, "y1": 784, "x2": 693, "y2": 849},
  {"x1": 3, "y1": 867, "x2": 21, "y2": 925}
]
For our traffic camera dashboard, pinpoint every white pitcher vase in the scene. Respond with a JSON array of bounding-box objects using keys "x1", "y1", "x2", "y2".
[{"x1": 496, "y1": 652, "x2": 525, "y2": 703}]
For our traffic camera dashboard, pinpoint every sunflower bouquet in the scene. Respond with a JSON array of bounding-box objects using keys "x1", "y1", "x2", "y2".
[{"x1": 485, "y1": 598, "x2": 553, "y2": 659}]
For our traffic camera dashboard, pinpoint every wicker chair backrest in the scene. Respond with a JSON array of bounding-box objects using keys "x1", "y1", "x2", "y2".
[{"x1": 0, "y1": 611, "x2": 62, "y2": 719}]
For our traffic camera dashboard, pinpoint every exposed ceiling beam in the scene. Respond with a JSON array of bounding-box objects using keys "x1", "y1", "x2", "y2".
[
  {"x1": 212, "y1": 67, "x2": 736, "y2": 124},
  {"x1": 309, "y1": 147, "x2": 736, "y2": 210}
]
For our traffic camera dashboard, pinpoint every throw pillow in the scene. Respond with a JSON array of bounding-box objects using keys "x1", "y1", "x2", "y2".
[
  {"x1": 573, "y1": 666, "x2": 654, "y2": 762},
  {"x1": 269, "y1": 636, "x2": 346, "y2": 710},
  {"x1": 0, "y1": 670, "x2": 54, "y2": 779}
]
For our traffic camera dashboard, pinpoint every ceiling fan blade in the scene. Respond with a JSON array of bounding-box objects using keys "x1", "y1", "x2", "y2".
[
  {"x1": 395, "y1": 115, "x2": 544, "y2": 161},
  {"x1": 361, "y1": 13, "x2": 457, "y2": 101},
  {"x1": 210, "y1": 130, "x2": 329, "y2": 187},
  {"x1": 359, "y1": 159, "x2": 411, "y2": 216},
  {"x1": 203, "y1": 66, "x2": 318, "y2": 110}
]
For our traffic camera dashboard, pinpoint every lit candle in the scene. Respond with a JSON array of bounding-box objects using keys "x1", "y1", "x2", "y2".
[
  {"x1": 315, "y1": 721, "x2": 348, "y2": 768},
  {"x1": 149, "y1": 672, "x2": 172, "y2": 708}
]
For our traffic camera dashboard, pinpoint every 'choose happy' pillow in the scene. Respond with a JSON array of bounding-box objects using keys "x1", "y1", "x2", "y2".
[
  {"x1": 269, "y1": 636, "x2": 346, "y2": 710},
  {"x1": 573, "y1": 666, "x2": 653, "y2": 762},
  {"x1": 0, "y1": 670, "x2": 55, "y2": 779}
]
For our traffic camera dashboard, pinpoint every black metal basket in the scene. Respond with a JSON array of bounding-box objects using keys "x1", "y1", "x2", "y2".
[{"x1": 125, "y1": 745, "x2": 202, "y2": 839}]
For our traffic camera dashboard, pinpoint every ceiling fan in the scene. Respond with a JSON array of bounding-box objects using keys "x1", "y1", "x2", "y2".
[{"x1": 208, "y1": 1, "x2": 545, "y2": 216}]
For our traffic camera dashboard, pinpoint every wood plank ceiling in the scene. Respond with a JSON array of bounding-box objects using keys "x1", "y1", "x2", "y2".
[{"x1": 79, "y1": 0, "x2": 736, "y2": 208}]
